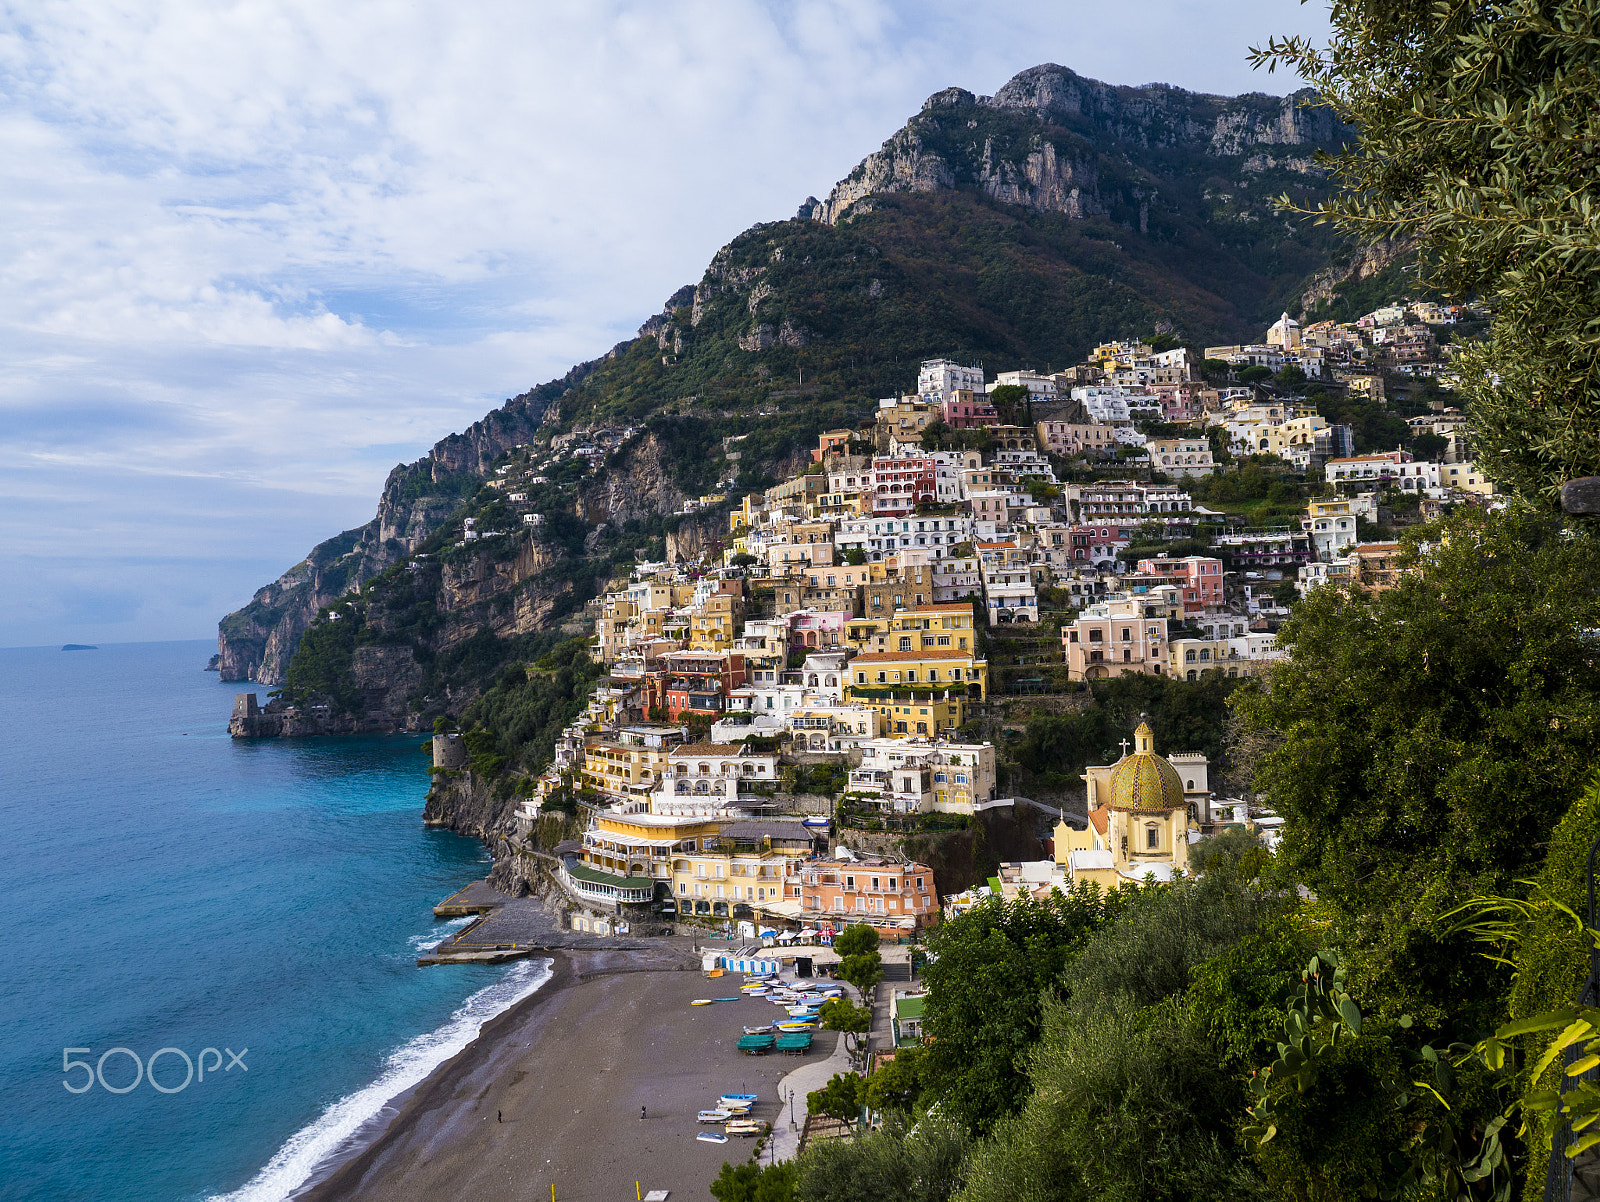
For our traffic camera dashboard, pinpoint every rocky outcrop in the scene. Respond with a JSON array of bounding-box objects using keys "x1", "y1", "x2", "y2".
[
  {"x1": 574, "y1": 430, "x2": 688, "y2": 526},
  {"x1": 227, "y1": 690, "x2": 429, "y2": 736},
  {"x1": 665, "y1": 510, "x2": 727, "y2": 564},
  {"x1": 1298, "y1": 237, "x2": 1416, "y2": 315},
  {"x1": 812, "y1": 63, "x2": 1351, "y2": 226},
  {"x1": 218, "y1": 383, "x2": 563, "y2": 683}
]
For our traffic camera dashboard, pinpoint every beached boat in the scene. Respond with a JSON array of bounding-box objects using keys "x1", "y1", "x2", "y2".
[
  {"x1": 697, "y1": 1132, "x2": 729, "y2": 1144},
  {"x1": 743, "y1": 1024, "x2": 773, "y2": 1034},
  {"x1": 690, "y1": 999, "x2": 714, "y2": 1006},
  {"x1": 776, "y1": 1021, "x2": 817, "y2": 1032},
  {"x1": 719, "y1": 1093, "x2": 759, "y2": 1107},
  {"x1": 726, "y1": 1121, "x2": 762, "y2": 1136},
  {"x1": 698, "y1": 1108, "x2": 733, "y2": 1122}
]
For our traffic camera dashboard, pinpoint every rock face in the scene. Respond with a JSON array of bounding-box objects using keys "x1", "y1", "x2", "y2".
[
  {"x1": 217, "y1": 384, "x2": 561, "y2": 683},
  {"x1": 810, "y1": 64, "x2": 1350, "y2": 226},
  {"x1": 1298, "y1": 236, "x2": 1416, "y2": 314}
]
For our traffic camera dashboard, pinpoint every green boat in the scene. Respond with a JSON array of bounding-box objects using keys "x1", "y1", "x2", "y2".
[{"x1": 737, "y1": 1033, "x2": 776, "y2": 1054}]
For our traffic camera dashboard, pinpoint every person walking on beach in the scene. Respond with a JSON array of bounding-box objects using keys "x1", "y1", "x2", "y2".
[
  {"x1": 640, "y1": 1105, "x2": 646, "y2": 1121},
  {"x1": 497, "y1": 1110, "x2": 502, "y2": 1123}
]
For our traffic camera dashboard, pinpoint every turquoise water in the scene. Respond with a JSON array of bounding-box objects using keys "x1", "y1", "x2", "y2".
[{"x1": 0, "y1": 640, "x2": 549, "y2": 1201}]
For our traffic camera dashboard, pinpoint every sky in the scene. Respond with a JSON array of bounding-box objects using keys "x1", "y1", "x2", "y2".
[{"x1": 0, "y1": 0, "x2": 1331, "y2": 649}]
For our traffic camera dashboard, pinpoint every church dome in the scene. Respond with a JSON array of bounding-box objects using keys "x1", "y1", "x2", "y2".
[{"x1": 1109, "y1": 720, "x2": 1185, "y2": 810}]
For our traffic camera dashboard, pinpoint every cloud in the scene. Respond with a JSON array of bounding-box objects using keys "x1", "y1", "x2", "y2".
[{"x1": 0, "y1": 0, "x2": 1329, "y2": 647}]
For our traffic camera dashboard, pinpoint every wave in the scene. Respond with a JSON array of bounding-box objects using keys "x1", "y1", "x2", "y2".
[
  {"x1": 406, "y1": 914, "x2": 477, "y2": 953},
  {"x1": 209, "y1": 957, "x2": 554, "y2": 1202}
]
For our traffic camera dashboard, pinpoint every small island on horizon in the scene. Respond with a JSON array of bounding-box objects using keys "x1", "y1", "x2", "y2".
[{"x1": 61, "y1": 644, "x2": 98, "y2": 651}]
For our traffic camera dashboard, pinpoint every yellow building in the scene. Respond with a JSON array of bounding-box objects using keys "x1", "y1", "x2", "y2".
[
  {"x1": 576, "y1": 810, "x2": 813, "y2": 916},
  {"x1": 1052, "y1": 720, "x2": 1195, "y2": 887},
  {"x1": 845, "y1": 603, "x2": 976, "y2": 652},
  {"x1": 1442, "y1": 461, "x2": 1496, "y2": 495},
  {"x1": 580, "y1": 725, "x2": 685, "y2": 803},
  {"x1": 689, "y1": 591, "x2": 744, "y2": 652},
  {"x1": 846, "y1": 644, "x2": 987, "y2": 733}
]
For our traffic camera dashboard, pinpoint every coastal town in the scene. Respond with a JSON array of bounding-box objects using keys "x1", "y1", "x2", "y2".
[{"x1": 422, "y1": 297, "x2": 1502, "y2": 956}]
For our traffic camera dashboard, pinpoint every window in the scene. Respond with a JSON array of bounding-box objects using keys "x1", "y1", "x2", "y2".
[
  {"x1": 899, "y1": 637, "x2": 912, "y2": 651},
  {"x1": 1146, "y1": 826, "x2": 1159, "y2": 849}
]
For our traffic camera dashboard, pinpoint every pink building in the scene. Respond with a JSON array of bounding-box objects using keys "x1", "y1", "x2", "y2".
[
  {"x1": 871, "y1": 455, "x2": 937, "y2": 516},
  {"x1": 1066, "y1": 523, "x2": 1141, "y2": 566},
  {"x1": 1152, "y1": 383, "x2": 1201, "y2": 423},
  {"x1": 1135, "y1": 556, "x2": 1225, "y2": 608},
  {"x1": 942, "y1": 390, "x2": 999, "y2": 429}
]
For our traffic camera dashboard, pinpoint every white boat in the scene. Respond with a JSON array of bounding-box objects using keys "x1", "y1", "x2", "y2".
[
  {"x1": 719, "y1": 1093, "x2": 759, "y2": 1107},
  {"x1": 698, "y1": 1109, "x2": 733, "y2": 1122},
  {"x1": 726, "y1": 1121, "x2": 762, "y2": 1136},
  {"x1": 743, "y1": 1024, "x2": 773, "y2": 1035},
  {"x1": 697, "y1": 1132, "x2": 729, "y2": 1144}
]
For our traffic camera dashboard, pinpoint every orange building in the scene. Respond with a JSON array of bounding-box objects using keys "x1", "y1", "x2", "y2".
[{"x1": 789, "y1": 857, "x2": 939, "y2": 930}]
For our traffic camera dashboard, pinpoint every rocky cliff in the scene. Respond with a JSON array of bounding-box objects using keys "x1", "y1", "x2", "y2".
[
  {"x1": 217, "y1": 382, "x2": 570, "y2": 684},
  {"x1": 809, "y1": 65, "x2": 1351, "y2": 227}
]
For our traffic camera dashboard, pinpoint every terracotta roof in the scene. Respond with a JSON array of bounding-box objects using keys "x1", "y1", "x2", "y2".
[{"x1": 1088, "y1": 806, "x2": 1109, "y2": 835}]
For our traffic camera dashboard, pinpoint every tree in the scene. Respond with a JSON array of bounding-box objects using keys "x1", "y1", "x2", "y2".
[
  {"x1": 819, "y1": 997, "x2": 872, "y2": 1070},
  {"x1": 863, "y1": 1045, "x2": 925, "y2": 1115},
  {"x1": 834, "y1": 924, "x2": 883, "y2": 997},
  {"x1": 920, "y1": 419, "x2": 950, "y2": 451},
  {"x1": 1251, "y1": 3, "x2": 1600, "y2": 504},
  {"x1": 807, "y1": 1071, "x2": 865, "y2": 1123},
  {"x1": 1238, "y1": 365, "x2": 1273, "y2": 385},
  {"x1": 1273, "y1": 364, "x2": 1307, "y2": 389},
  {"x1": 1409, "y1": 432, "x2": 1449, "y2": 462},
  {"x1": 711, "y1": 1161, "x2": 798, "y2": 1202},
  {"x1": 731, "y1": 552, "x2": 758, "y2": 568},
  {"x1": 988, "y1": 383, "x2": 1031, "y2": 426},
  {"x1": 919, "y1": 888, "x2": 1127, "y2": 1132},
  {"x1": 956, "y1": 867, "x2": 1294, "y2": 1202},
  {"x1": 795, "y1": 1114, "x2": 968, "y2": 1202},
  {"x1": 1233, "y1": 506, "x2": 1600, "y2": 1029}
]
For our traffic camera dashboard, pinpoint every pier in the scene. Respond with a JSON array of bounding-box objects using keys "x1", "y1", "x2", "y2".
[{"x1": 419, "y1": 879, "x2": 651, "y2": 965}]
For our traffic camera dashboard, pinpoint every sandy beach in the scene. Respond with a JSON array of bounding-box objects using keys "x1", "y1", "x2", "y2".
[{"x1": 304, "y1": 942, "x2": 829, "y2": 1202}]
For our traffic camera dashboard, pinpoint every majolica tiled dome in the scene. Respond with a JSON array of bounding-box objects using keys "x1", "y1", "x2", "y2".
[{"x1": 1109, "y1": 720, "x2": 1185, "y2": 810}]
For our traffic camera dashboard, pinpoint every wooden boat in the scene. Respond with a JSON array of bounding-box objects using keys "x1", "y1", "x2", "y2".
[{"x1": 725, "y1": 1121, "x2": 762, "y2": 1136}]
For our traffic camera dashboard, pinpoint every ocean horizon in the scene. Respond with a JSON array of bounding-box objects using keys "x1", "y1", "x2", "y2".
[{"x1": 0, "y1": 639, "x2": 546, "y2": 1201}]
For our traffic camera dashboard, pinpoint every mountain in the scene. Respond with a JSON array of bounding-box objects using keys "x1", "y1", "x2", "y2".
[{"x1": 217, "y1": 62, "x2": 1356, "y2": 698}]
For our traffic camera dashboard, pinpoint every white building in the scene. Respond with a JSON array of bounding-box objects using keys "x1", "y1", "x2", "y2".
[{"x1": 917, "y1": 359, "x2": 986, "y2": 400}]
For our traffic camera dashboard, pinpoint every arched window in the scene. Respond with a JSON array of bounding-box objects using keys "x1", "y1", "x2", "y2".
[{"x1": 1146, "y1": 824, "x2": 1159, "y2": 848}]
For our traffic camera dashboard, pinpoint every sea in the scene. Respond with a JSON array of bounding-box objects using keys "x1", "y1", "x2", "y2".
[{"x1": 0, "y1": 639, "x2": 552, "y2": 1201}]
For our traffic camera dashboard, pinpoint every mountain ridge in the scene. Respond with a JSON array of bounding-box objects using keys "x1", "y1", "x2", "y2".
[{"x1": 218, "y1": 61, "x2": 1358, "y2": 688}]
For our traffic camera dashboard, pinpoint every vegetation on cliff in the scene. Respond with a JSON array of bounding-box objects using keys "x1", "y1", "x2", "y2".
[{"x1": 1252, "y1": 0, "x2": 1600, "y2": 505}]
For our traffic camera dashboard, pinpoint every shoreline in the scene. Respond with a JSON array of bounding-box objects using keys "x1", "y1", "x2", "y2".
[
  {"x1": 300, "y1": 940, "x2": 817, "y2": 1202},
  {"x1": 295, "y1": 950, "x2": 580, "y2": 1200}
]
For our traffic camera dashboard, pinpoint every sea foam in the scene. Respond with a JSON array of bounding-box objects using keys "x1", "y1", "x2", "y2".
[
  {"x1": 211, "y1": 957, "x2": 554, "y2": 1202},
  {"x1": 406, "y1": 914, "x2": 476, "y2": 953}
]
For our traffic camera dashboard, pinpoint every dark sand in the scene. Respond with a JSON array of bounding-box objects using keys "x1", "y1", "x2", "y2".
[{"x1": 305, "y1": 944, "x2": 824, "y2": 1202}]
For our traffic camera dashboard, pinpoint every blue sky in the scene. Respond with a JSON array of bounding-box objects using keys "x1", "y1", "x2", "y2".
[{"x1": 0, "y1": 0, "x2": 1330, "y2": 648}]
